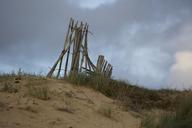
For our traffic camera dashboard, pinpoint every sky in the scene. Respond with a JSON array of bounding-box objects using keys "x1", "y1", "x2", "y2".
[{"x1": 0, "y1": 0, "x2": 192, "y2": 89}]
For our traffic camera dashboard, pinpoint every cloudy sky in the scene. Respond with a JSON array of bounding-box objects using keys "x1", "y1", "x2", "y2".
[{"x1": 0, "y1": 0, "x2": 192, "y2": 89}]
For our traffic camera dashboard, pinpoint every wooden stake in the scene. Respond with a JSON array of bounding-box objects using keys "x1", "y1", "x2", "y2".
[{"x1": 56, "y1": 55, "x2": 63, "y2": 78}]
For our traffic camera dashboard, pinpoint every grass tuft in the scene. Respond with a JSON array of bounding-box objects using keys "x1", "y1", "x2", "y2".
[
  {"x1": 98, "y1": 106, "x2": 112, "y2": 118},
  {"x1": 28, "y1": 85, "x2": 50, "y2": 100},
  {"x1": 0, "y1": 82, "x2": 19, "y2": 93}
]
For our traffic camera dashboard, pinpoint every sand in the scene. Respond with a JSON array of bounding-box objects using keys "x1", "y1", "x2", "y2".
[{"x1": 0, "y1": 77, "x2": 140, "y2": 128}]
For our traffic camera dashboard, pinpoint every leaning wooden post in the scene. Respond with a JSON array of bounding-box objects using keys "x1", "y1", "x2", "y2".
[
  {"x1": 64, "y1": 46, "x2": 71, "y2": 77},
  {"x1": 47, "y1": 18, "x2": 73, "y2": 78},
  {"x1": 56, "y1": 56, "x2": 63, "y2": 78},
  {"x1": 64, "y1": 20, "x2": 74, "y2": 77},
  {"x1": 70, "y1": 21, "x2": 78, "y2": 74}
]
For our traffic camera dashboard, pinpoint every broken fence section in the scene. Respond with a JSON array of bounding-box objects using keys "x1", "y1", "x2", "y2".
[{"x1": 47, "y1": 18, "x2": 112, "y2": 79}]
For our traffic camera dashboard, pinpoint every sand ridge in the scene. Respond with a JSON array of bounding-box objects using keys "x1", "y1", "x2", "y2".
[{"x1": 0, "y1": 77, "x2": 140, "y2": 128}]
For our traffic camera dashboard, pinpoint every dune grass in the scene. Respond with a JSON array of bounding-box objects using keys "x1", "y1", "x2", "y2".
[
  {"x1": 65, "y1": 73, "x2": 184, "y2": 111},
  {"x1": 141, "y1": 95, "x2": 192, "y2": 128},
  {"x1": 98, "y1": 106, "x2": 112, "y2": 118},
  {"x1": 28, "y1": 85, "x2": 50, "y2": 100},
  {"x1": 0, "y1": 71, "x2": 187, "y2": 111},
  {"x1": 0, "y1": 82, "x2": 19, "y2": 93}
]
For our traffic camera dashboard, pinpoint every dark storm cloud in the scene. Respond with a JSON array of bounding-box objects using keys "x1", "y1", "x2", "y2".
[{"x1": 0, "y1": 0, "x2": 192, "y2": 88}]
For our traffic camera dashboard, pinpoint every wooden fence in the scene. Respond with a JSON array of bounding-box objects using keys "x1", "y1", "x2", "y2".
[{"x1": 47, "y1": 18, "x2": 112, "y2": 79}]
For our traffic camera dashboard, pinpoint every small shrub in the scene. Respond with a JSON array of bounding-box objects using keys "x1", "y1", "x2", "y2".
[
  {"x1": 141, "y1": 112, "x2": 161, "y2": 128},
  {"x1": 29, "y1": 86, "x2": 50, "y2": 100},
  {"x1": 98, "y1": 106, "x2": 112, "y2": 118},
  {"x1": 0, "y1": 82, "x2": 19, "y2": 93},
  {"x1": 66, "y1": 73, "x2": 90, "y2": 85},
  {"x1": 141, "y1": 116, "x2": 154, "y2": 128}
]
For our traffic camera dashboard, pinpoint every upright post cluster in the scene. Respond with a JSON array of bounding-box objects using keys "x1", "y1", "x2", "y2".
[{"x1": 47, "y1": 18, "x2": 113, "y2": 79}]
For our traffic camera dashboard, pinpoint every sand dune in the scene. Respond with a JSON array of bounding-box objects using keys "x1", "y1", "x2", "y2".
[{"x1": 0, "y1": 77, "x2": 140, "y2": 128}]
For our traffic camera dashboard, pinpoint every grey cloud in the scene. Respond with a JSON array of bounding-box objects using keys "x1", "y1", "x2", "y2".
[{"x1": 0, "y1": 0, "x2": 192, "y2": 88}]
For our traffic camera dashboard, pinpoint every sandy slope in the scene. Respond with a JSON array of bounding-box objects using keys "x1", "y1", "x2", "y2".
[{"x1": 0, "y1": 77, "x2": 140, "y2": 128}]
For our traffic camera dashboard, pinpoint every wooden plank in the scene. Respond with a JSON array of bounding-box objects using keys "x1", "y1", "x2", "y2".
[
  {"x1": 64, "y1": 45, "x2": 71, "y2": 77},
  {"x1": 108, "y1": 66, "x2": 113, "y2": 78},
  {"x1": 71, "y1": 28, "x2": 80, "y2": 74},
  {"x1": 79, "y1": 54, "x2": 84, "y2": 72},
  {"x1": 102, "y1": 60, "x2": 108, "y2": 73},
  {"x1": 63, "y1": 18, "x2": 73, "y2": 50},
  {"x1": 96, "y1": 55, "x2": 105, "y2": 72},
  {"x1": 47, "y1": 49, "x2": 68, "y2": 77},
  {"x1": 56, "y1": 55, "x2": 63, "y2": 78}
]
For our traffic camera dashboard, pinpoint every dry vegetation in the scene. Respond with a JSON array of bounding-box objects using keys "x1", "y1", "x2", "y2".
[
  {"x1": 141, "y1": 95, "x2": 192, "y2": 128},
  {"x1": 65, "y1": 73, "x2": 187, "y2": 111},
  {"x1": 0, "y1": 71, "x2": 191, "y2": 128},
  {"x1": 65, "y1": 73, "x2": 192, "y2": 128},
  {"x1": 98, "y1": 106, "x2": 112, "y2": 118},
  {"x1": 28, "y1": 85, "x2": 50, "y2": 100}
]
